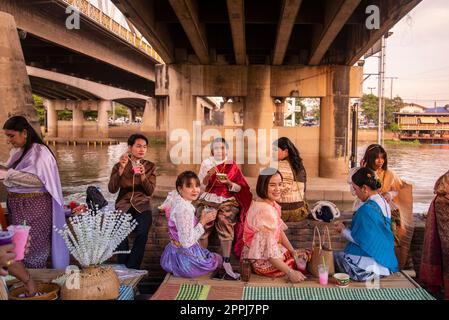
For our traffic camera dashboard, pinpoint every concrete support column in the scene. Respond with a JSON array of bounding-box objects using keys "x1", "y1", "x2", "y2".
[
  {"x1": 141, "y1": 98, "x2": 157, "y2": 134},
  {"x1": 243, "y1": 66, "x2": 275, "y2": 177},
  {"x1": 223, "y1": 102, "x2": 234, "y2": 126},
  {"x1": 164, "y1": 64, "x2": 198, "y2": 173},
  {"x1": 274, "y1": 99, "x2": 285, "y2": 127},
  {"x1": 97, "y1": 100, "x2": 110, "y2": 138},
  {"x1": 0, "y1": 12, "x2": 39, "y2": 134},
  {"x1": 319, "y1": 66, "x2": 351, "y2": 179},
  {"x1": 72, "y1": 103, "x2": 84, "y2": 139},
  {"x1": 45, "y1": 99, "x2": 58, "y2": 138}
]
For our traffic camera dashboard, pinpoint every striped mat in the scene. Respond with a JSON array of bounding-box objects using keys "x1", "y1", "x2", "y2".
[
  {"x1": 243, "y1": 287, "x2": 435, "y2": 300},
  {"x1": 175, "y1": 284, "x2": 211, "y2": 300},
  {"x1": 117, "y1": 285, "x2": 135, "y2": 300}
]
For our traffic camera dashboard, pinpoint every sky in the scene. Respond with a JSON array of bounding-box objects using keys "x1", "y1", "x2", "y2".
[{"x1": 362, "y1": 0, "x2": 449, "y2": 107}]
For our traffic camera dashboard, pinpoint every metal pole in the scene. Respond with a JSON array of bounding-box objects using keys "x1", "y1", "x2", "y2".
[
  {"x1": 350, "y1": 102, "x2": 359, "y2": 168},
  {"x1": 377, "y1": 36, "x2": 385, "y2": 145}
]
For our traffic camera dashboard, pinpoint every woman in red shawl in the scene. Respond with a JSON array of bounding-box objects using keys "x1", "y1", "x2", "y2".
[
  {"x1": 420, "y1": 170, "x2": 449, "y2": 299},
  {"x1": 197, "y1": 138, "x2": 252, "y2": 279}
]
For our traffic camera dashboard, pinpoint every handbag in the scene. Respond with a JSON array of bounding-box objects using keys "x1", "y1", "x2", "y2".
[{"x1": 307, "y1": 226, "x2": 335, "y2": 277}]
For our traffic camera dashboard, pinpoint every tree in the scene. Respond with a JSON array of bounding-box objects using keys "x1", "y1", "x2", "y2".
[
  {"x1": 361, "y1": 94, "x2": 404, "y2": 130},
  {"x1": 33, "y1": 95, "x2": 45, "y2": 125}
]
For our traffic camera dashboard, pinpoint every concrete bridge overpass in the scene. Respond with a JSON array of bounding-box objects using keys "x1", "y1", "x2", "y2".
[
  {"x1": 27, "y1": 65, "x2": 153, "y2": 139},
  {"x1": 112, "y1": 0, "x2": 421, "y2": 178},
  {"x1": 0, "y1": 0, "x2": 158, "y2": 134},
  {"x1": 0, "y1": 0, "x2": 422, "y2": 179}
]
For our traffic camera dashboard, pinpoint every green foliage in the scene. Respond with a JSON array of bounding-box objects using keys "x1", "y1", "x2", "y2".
[
  {"x1": 388, "y1": 122, "x2": 400, "y2": 132},
  {"x1": 33, "y1": 95, "x2": 45, "y2": 125},
  {"x1": 58, "y1": 110, "x2": 73, "y2": 121},
  {"x1": 114, "y1": 104, "x2": 130, "y2": 119},
  {"x1": 361, "y1": 94, "x2": 404, "y2": 128},
  {"x1": 84, "y1": 111, "x2": 98, "y2": 121}
]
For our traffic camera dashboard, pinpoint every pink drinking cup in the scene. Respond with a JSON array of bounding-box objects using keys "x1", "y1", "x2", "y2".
[
  {"x1": 318, "y1": 264, "x2": 329, "y2": 285},
  {"x1": 7, "y1": 225, "x2": 30, "y2": 261}
]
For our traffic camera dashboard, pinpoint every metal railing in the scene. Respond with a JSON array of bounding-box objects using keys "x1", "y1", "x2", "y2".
[{"x1": 63, "y1": 0, "x2": 163, "y2": 63}]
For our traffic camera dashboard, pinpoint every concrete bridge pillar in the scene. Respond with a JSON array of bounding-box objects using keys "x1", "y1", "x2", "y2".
[
  {"x1": 141, "y1": 98, "x2": 157, "y2": 134},
  {"x1": 97, "y1": 100, "x2": 110, "y2": 138},
  {"x1": 45, "y1": 99, "x2": 58, "y2": 138},
  {"x1": 319, "y1": 66, "x2": 351, "y2": 179},
  {"x1": 72, "y1": 103, "x2": 84, "y2": 139},
  {"x1": 223, "y1": 102, "x2": 234, "y2": 126},
  {"x1": 0, "y1": 12, "x2": 39, "y2": 133},
  {"x1": 242, "y1": 66, "x2": 275, "y2": 177},
  {"x1": 165, "y1": 64, "x2": 198, "y2": 173}
]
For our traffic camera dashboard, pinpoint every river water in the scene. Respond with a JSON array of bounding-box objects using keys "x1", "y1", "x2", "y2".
[{"x1": 1, "y1": 141, "x2": 448, "y2": 213}]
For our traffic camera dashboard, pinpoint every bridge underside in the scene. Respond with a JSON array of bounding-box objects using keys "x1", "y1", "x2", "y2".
[{"x1": 114, "y1": 0, "x2": 421, "y2": 66}]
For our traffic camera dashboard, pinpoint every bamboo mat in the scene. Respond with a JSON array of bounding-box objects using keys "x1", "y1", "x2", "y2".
[{"x1": 151, "y1": 271, "x2": 420, "y2": 300}]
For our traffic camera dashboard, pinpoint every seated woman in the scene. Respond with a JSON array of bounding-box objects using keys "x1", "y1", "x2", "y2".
[
  {"x1": 160, "y1": 171, "x2": 222, "y2": 278},
  {"x1": 242, "y1": 167, "x2": 307, "y2": 283},
  {"x1": 272, "y1": 137, "x2": 309, "y2": 222},
  {"x1": 360, "y1": 144, "x2": 413, "y2": 268},
  {"x1": 334, "y1": 167, "x2": 398, "y2": 281}
]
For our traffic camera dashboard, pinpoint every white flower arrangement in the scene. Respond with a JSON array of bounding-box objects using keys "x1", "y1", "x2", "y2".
[{"x1": 54, "y1": 208, "x2": 138, "y2": 267}]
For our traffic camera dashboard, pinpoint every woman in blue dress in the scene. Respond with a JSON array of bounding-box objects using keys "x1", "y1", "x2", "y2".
[{"x1": 334, "y1": 167, "x2": 398, "y2": 281}]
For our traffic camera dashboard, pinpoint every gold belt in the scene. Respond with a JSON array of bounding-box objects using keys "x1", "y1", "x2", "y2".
[{"x1": 8, "y1": 192, "x2": 49, "y2": 199}]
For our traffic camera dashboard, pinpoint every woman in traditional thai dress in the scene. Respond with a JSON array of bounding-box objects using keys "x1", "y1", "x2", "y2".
[
  {"x1": 160, "y1": 171, "x2": 222, "y2": 278},
  {"x1": 0, "y1": 116, "x2": 68, "y2": 269},
  {"x1": 360, "y1": 144, "x2": 414, "y2": 268},
  {"x1": 242, "y1": 168, "x2": 307, "y2": 283},
  {"x1": 420, "y1": 170, "x2": 449, "y2": 299},
  {"x1": 334, "y1": 167, "x2": 398, "y2": 281},
  {"x1": 272, "y1": 137, "x2": 308, "y2": 222},
  {"x1": 197, "y1": 138, "x2": 252, "y2": 279}
]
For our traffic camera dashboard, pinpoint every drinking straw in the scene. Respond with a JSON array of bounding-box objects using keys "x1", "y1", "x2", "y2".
[
  {"x1": 23, "y1": 220, "x2": 27, "y2": 227},
  {"x1": 322, "y1": 256, "x2": 326, "y2": 269}
]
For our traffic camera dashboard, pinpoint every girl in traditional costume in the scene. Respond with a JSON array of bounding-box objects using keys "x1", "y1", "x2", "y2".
[
  {"x1": 0, "y1": 116, "x2": 68, "y2": 269},
  {"x1": 242, "y1": 167, "x2": 307, "y2": 283},
  {"x1": 160, "y1": 171, "x2": 222, "y2": 278},
  {"x1": 420, "y1": 170, "x2": 449, "y2": 299},
  {"x1": 334, "y1": 167, "x2": 398, "y2": 281},
  {"x1": 360, "y1": 144, "x2": 414, "y2": 268},
  {"x1": 272, "y1": 137, "x2": 308, "y2": 222},
  {"x1": 197, "y1": 138, "x2": 252, "y2": 279}
]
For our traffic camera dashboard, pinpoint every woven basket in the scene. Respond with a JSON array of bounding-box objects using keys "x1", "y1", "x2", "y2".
[
  {"x1": 9, "y1": 282, "x2": 60, "y2": 300},
  {"x1": 61, "y1": 265, "x2": 120, "y2": 300}
]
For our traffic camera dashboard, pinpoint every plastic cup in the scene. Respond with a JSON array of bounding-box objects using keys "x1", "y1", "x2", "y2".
[
  {"x1": 7, "y1": 225, "x2": 30, "y2": 261},
  {"x1": 317, "y1": 264, "x2": 329, "y2": 285},
  {"x1": 132, "y1": 160, "x2": 141, "y2": 175},
  {"x1": 0, "y1": 230, "x2": 14, "y2": 245}
]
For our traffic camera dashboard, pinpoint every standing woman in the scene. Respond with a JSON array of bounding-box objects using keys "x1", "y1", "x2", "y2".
[
  {"x1": 272, "y1": 137, "x2": 308, "y2": 222},
  {"x1": 360, "y1": 144, "x2": 414, "y2": 268},
  {"x1": 420, "y1": 170, "x2": 449, "y2": 300},
  {"x1": 0, "y1": 116, "x2": 69, "y2": 269}
]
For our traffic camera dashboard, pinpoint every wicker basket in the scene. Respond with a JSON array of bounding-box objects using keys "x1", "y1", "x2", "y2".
[
  {"x1": 61, "y1": 265, "x2": 120, "y2": 300},
  {"x1": 9, "y1": 282, "x2": 60, "y2": 300}
]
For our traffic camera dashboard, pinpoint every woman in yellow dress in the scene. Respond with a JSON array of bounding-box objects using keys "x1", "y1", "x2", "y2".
[{"x1": 360, "y1": 144, "x2": 414, "y2": 268}]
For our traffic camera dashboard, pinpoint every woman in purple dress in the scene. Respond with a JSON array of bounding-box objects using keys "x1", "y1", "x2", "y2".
[
  {"x1": 160, "y1": 171, "x2": 222, "y2": 278},
  {"x1": 0, "y1": 116, "x2": 68, "y2": 269}
]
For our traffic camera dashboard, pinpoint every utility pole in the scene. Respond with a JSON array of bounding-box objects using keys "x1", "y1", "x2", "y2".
[
  {"x1": 377, "y1": 36, "x2": 385, "y2": 145},
  {"x1": 368, "y1": 87, "x2": 376, "y2": 95},
  {"x1": 385, "y1": 76, "x2": 399, "y2": 100}
]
